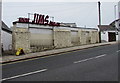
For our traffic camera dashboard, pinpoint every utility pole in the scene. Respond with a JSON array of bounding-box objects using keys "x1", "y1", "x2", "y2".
[
  {"x1": 98, "y1": 1, "x2": 101, "y2": 25},
  {"x1": 98, "y1": 1, "x2": 101, "y2": 43}
]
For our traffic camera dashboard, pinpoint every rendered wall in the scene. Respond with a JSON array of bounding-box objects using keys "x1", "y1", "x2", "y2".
[
  {"x1": 71, "y1": 31, "x2": 79, "y2": 46},
  {"x1": 79, "y1": 30, "x2": 89, "y2": 45},
  {"x1": 91, "y1": 31, "x2": 98, "y2": 44},
  {"x1": 29, "y1": 28, "x2": 53, "y2": 46},
  {"x1": 29, "y1": 28, "x2": 53, "y2": 52},
  {"x1": 12, "y1": 27, "x2": 30, "y2": 53},
  {"x1": 54, "y1": 29, "x2": 72, "y2": 48},
  {"x1": 1, "y1": 30, "x2": 12, "y2": 51},
  {"x1": 12, "y1": 23, "x2": 99, "y2": 53}
]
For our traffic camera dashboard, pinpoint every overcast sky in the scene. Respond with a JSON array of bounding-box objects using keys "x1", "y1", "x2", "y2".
[{"x1": 2, "y1": 0, "x2": 119, "y2": 28}]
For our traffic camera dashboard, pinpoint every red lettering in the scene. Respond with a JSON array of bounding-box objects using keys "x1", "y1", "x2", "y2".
[
  {"x1": 18, "y1": 18, "x2": 29, "y2": 23},
  {"x1": 38, "y1": 15, "x2": 44, "y2": 24},
  {"x1": 44, "y1": 15, "x2": 49, "y2": 25},
  {"x1": 32, "y1": 13, "x2": 37, "y2": 23},
  {"x1": 18, "y1": 13, "x2": 59, "y2": 26},
  {"x1": 36, "y1": 14, "x2": 39, "y2": 24}
]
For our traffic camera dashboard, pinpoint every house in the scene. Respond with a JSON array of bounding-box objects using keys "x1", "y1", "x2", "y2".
[
  {"x1": 1, "y1": 21, "x2": 12, "y2": 51},
  {"x1": 98, "y1": 19, "x2": 120, "y2": 42}
]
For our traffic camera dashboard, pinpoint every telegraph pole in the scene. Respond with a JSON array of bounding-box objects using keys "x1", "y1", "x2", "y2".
[
  {"x1": 98, "y1": 1, "x2": 101, "y2": 43},
  {"x1": 98, "y1": 1, "x2": 101, "y2": 25}
]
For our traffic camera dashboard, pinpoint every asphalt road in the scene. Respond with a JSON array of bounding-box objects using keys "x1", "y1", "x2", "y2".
[{"x1": 2, "y1": 43, "x2": 119, "y2": 81}]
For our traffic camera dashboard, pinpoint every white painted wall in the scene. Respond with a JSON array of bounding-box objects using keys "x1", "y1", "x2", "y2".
[
  {"x1": 101, "y1": 31, "x2": 108, "y2": 42},
  {"x1": 1, "y1": 30, "x2": 12, "y2": 51},
  {"x1": 101, "y1": 31, "x2": 118, "y2": 42},
  {"x1": 118, "y1": 32, "x2": 120, "y2": 41}
]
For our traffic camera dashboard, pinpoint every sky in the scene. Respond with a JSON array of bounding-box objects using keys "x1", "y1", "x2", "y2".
[{"x1": 2, "y1": 0, "x2": 120, "y2": 28}]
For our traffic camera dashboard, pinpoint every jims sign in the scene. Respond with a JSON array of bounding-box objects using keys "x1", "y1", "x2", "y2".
[{"x1": 17, "y1": 13, "x2": 60, "y2": 26}]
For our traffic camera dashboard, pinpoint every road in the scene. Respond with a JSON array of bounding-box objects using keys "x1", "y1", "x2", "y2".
[{"x1": 2, "y1": 43, "x2": 119, "y2": 81}]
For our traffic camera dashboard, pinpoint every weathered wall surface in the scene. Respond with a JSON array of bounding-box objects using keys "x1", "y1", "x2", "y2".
[
  {"x1": 12, "y1": 27, "x2": 30, "y2": 53},
  {"x1": 12, "y1": 23, "x2": 99, "y2": 53},
  {"x1": 54, "y1": 29, "x2": 72, "y2": 48},
  {"x1": 29, "y1": 28, "x2": 53, "y2": 52},
  {"x1": 29, "y1": 28, "x2": 53, "y2": 46},
  {"x1": 79, "y1": 30, "x2": 89, "y2": 45},
  {"x1": 91, "y1": 31, "x2": 98, "y2": 44},
  {"x1": 71, "y1": 31, "x2": 79, "y2": 46}
]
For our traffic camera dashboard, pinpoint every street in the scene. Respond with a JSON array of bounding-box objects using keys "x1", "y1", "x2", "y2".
[{"x1": 2, "y1": 43, "x2": 119, "y2": 81}]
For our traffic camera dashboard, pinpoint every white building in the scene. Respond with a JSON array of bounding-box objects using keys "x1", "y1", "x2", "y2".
[
  {"x1": 98, "y1": 19, "x2": 120, "y2": 42},
  {"x1": 1, "y1": 21, "x2": 12, "y2": 51}
]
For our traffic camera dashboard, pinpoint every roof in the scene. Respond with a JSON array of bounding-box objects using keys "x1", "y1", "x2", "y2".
[
  {"x1": 109, "y1": 19, "x2": 120, "y2": 26},
  {"x1": 60, "y1": 23, "x2": 77, "y2": 27},
  {"x1": 98, "y1": 25, "x2": 118, "y2": 31},
  {"x1": 2, "y1": 21, "x2": 12, "y2": 34},
  {"x1": 109, "y1": 19, "x2": 120, "y2": 31}
]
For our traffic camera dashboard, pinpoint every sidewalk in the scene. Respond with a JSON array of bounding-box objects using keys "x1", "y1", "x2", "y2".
[{"x1": 0, "y1": 42, "x2": 117, "y2": 64}]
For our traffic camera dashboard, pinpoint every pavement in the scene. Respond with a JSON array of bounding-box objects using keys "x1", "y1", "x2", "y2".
[
  {"x1": 2, "y1": 42, "x2": 119, "y2": 81},
  {"x1": 1, "y1": 42, "x2": 117, "y2": 63}
]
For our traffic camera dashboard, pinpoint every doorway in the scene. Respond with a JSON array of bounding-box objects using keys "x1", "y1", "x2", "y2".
[{"x1": 108, "y1": 32, "x2": 116, "y2": 42}]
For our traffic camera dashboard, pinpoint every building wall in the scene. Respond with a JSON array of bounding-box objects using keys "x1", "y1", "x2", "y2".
[
  {"x1": 101, "y1": 31, "x2": 108, "y2": 42},
  {"x1": 29, "y1": 28, "x2": 53, "y2": 46},
  {"x1": 12, "y1": 23, "x2": 99, "y2": 53},
  {"x1": 101, "y1": 31, "x2": 118, "y2": 42},
  {"x1": 71, "y1": 31, "x2": 79, "y2": 45},
  {"x1": 118, "y1": 32, "x2": 120, "y2": 41},
  {"x1": 79, "y1": 29, "x2": 91, "y2": 45},
  {"x1": 91, "y1": 31, "x2": 99, "y2": 44},
  {"x1": 54, "y1": 28, "x2": 72, "y2": 48},
  {"x1": 1, "y1": 30, "x2": 12, "y2": 51},
  {"x1": 12, "y1": 27, "x2": 30, "y2": 53}
]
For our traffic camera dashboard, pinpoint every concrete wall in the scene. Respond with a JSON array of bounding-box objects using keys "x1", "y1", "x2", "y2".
[
  {"x1": 91, "y1": 31, "x2": 99, "y2": 44},
  {"x1": 29, "y1": 28, "x2": 53, "y2": 52},
  {"x1": 1, "y1": 30, "x2": 12, "y2": 51},
  {"x1": 54, "y1": 28, "x2": 72, "y2": 48},
  {"x1": 12, "y1": 23, "x2": 99, "y2": 53},
  {"x1": 12, "y1": 27, "x2": 30, "y2": 53},
  {"x1": 30, "y1": 28, "x2": 53, "y2": 46},
  {"x1": 79, "y1": 29, "x2": 91, "y2": 45},
  {"x1": 71, "y1": 31, "x2": 79, "y2": 46}
]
